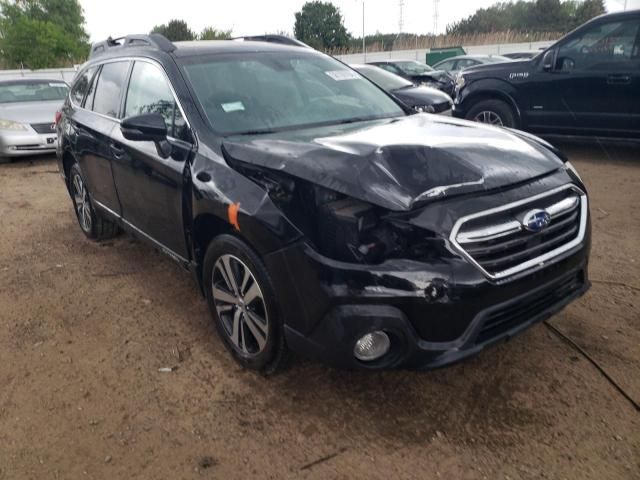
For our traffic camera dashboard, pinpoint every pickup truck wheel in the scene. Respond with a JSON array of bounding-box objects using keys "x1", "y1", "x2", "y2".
[
  {"x1": 69, "y1": 163, "x2": 119, "y2": 241},
  {"x1": 204, "y1": 235, "x2": 287, "y2": 374},
  {"x1": 466, "y1": 99, "x2": 516, "y2": 128}
]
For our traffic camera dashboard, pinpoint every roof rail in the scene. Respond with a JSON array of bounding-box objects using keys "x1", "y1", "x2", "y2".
[
  {"x1": 231, "y1": 35, "x2": 311, "y2": 49},
  {"x1": 89, "y1": 34, "x2": 176, "y2": 59}
]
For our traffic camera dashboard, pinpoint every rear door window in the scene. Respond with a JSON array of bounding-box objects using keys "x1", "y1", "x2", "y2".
[{"x1": 91, "y1": 61, "x2": 130, "y2": 117}]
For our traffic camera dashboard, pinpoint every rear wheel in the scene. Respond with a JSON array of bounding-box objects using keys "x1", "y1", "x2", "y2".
[
  {"x1": 203, "y1": 235, "x2": 287, "y2": 374},
  {"x1": 466, "y1": 99, "x2": 516, "y2": 128},
  {"x1": 69, "y1": 163, "x2": 119, "y2": 241}
]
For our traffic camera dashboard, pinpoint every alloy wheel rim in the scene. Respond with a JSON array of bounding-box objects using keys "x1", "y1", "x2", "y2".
[
  {"x1": 474, "y1": 110, "x2": 504, "y2": 126},
  {"x1": 72, "y1": 173, "x2": 92, "y2": 232},
  {"x1": 211, "y1": 254, "x2": 269, "y2": 356}
]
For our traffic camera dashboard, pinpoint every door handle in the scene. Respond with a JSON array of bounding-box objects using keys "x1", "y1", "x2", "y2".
[
  {"x1": 607, "y1": 74, "x2": 631, "y2": 85},
  {"x1": 109, "y1": 142, "x2": 125, "y2": 159}
]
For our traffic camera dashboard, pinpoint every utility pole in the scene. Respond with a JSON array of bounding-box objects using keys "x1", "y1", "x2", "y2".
[
  {"x1": 433, "y1": 0, "x2": 440, "y2": 35},
  {"x1": 399, "y1": 0, "x2": 405, "y2": 33},
  {"x1": 362, "y1": 1, "x2": 366, "y2": 62}
]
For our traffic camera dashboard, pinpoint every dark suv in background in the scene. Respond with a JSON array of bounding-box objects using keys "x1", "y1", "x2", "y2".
[
  {"x1": 454, "y1": 10, "x2": 640, "y2": 139},
  {"x1": 57, "y1": 34, "x2": 591, "y2": 373}
]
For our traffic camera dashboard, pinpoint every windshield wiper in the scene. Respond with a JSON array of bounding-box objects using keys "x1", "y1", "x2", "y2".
[
  {"x1": 333, "y1": 116, "x2": 383, "y2": 126},
  {"x1": 234, "y1": 128, "x2": 280, "y2": 136}
]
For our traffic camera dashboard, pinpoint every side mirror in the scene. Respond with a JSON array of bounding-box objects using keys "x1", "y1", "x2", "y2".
[
  {"x1": 121, "y1": 113, "x2": 167, "y2": 143},
  {"x1": 542, "y1": 50, "x2": 555, "y2": 72}
]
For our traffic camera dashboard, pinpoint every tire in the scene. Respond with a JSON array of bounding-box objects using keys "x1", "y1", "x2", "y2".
[
  {"x1": 466, "y1": 99, "x2": 516, "y2": 128},
  {"x1": 203, "y1": 234, "x2": 287, "y2": 374},
  {"x1": 69, "y1": 163, "x2": 119, "y2": 241}
]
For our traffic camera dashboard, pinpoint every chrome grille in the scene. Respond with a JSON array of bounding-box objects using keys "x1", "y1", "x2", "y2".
[{"x1": 450, "y1": 185, "x2": 588, "y2": 280}]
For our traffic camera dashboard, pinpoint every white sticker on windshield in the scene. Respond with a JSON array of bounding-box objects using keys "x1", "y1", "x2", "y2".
[
  {"x1": 221, "y1": 101, "x2": 245, "y2": 112},
  {"x1": 325, "y1": 70, "x2": 360, "y2": 81},
  {"x1": 49, "y1": 82, "x2": 67, "y2": 88}
]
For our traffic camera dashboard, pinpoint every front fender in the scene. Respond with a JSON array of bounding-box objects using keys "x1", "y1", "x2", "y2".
[
  {"x1": 456, "y1": 78, "x2": 522, "y2": 124},
  {"x1": 190, "y1": 150, "x2": 303, "y2": 257}
]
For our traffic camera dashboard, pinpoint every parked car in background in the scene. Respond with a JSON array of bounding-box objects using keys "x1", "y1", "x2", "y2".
[
  {"x1": 0, "y1": 79, "x2": 69, "y2": 162},
  {"x1": 454, "y1": 9, "x2": 640, "y2": 139},
  {"x1": 352, "y1": 64, "x2": 452, "y2": 114},
  {"x1": 57, "y1": 34, "x2": 591, "y2": 373},
  {"x1": 368, "y1": 60, "x2": 456, "y2": 96},
  {"x1": 503, "y1": 51, "x2": 541, "y2": 60},
  {"x1": 432, "y1": 54, "x2": 512, "y2": 76}
]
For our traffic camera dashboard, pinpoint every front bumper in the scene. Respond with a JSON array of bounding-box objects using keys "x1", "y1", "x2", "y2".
[
  {"x1": 264, "y1": 235, "x2": 590, "y2": 370},
  {"x1": 0, "y1": 130, "x2": 57, "y2": 157}
]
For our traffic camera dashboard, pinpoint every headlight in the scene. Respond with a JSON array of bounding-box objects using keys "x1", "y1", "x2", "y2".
[
  {"x1": 455, "y1": 72, "x2": 466, "y2": 89},
  {"x1": 0, "y1": 119, "x2": 27, "y2": 131},
  {"x1": 565, "y1": 161, "x2": 583, "y2": 182}
]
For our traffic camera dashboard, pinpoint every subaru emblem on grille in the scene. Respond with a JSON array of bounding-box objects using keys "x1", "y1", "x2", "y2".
[{"x1": 522, "y1": 209, "x2": 551, "y2": 232}]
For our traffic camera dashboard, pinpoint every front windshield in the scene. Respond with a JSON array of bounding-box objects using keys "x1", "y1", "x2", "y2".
[
  {"x1": 181, "y1": 52, "x2": 405, "y2": 135},
  {"x1": 355, "y1": 65, "x2": 413, "y2": 91},
  {"x1": 395, "y1": 61, "x2": 435, "y2": 75},
  {"x1": 0, "y1": 81, "x2": 68, "y2": 104}
]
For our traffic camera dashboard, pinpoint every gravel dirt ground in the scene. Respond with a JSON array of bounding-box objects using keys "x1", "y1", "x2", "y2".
[{"x1": 0, "y1": 140, "x2": 638, "y2": 480}]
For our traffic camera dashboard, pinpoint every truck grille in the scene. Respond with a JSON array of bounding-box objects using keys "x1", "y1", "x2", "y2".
[
  {"x1": 450, "y1": 185, "x2": 587, "y2": 280},
  {"x1": 31, "y1": 122, "x2": 56, "y2": 134}
]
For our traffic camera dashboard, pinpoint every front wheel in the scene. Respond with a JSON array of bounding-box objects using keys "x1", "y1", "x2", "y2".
[
  {"x1": 466, "y1": 99, "x2": 516, "y2": 128},
  {"x1": 203, "y1": 234, "x2": 287, "y2": 374}
]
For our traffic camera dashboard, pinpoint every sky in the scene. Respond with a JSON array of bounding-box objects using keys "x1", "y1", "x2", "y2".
[{"x1": 81, "y1": 0, "x2": 640, "y2": 42}]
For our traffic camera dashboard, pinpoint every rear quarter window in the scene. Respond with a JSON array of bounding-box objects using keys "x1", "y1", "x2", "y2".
[{"x1": 70, "y1": 67, "x2": 96, "y2": 105}]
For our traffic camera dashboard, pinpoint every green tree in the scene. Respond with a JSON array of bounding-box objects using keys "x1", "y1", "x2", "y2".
[
  {"x1": 574, "y1": 0, "x2": 606, "y2": 27},
  {"x1": 446, "y1": 0, "x2": 606, "y2": 35},
  {"x1": 0, "y1": 0, "x2": 89, "y2": 68},
  {"x1": 294, "y1": 1, "x2": 350, "y2": 51},
  {"x1": 151, "y1": 19, "x2": 195, "y2": 42},
  {"x1": 199, "y1": 26, "x2": 233, "y2": 40}
]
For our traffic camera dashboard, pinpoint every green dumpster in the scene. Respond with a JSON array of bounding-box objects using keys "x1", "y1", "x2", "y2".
[{"x1": 426, "y1": 47, "x2": 466, "y2": 66}]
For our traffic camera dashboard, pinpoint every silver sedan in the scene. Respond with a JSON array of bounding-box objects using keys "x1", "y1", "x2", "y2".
[{"x1": 0, "y1": 79, "x2": 69, "y2": 162}]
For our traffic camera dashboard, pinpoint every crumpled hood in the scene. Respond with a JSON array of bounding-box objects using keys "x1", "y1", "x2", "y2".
[
  {"x1": 414, "y1": 70, "x2": 452, "y2": 83},
  {"x1": 0, "y1": 100, "x2": 62, "y2": 124},
  {"x1": 223, "y1": 114, "x2": 564, "y2": 212}
]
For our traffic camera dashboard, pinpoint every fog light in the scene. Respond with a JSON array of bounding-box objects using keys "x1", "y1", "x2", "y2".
[{"x1": 353, "y1": 331, "x2": 390, "y2": 362}]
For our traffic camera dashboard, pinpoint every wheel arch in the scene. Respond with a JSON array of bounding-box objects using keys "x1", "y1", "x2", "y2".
[
  {"x1": 62, "y1": 150, "x2": 77, "y2": 191},
  {"x1": 460, "y1": 83, "x2": 523, "y2": 127}
]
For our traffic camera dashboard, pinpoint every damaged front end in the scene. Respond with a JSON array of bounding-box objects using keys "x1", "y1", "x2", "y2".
[
  {"x1": 226, "y1": 156, "x2": 452, "y2": 267},
  {"x1": 218, "y1": 115, "x2": 591, "y2": 369}
]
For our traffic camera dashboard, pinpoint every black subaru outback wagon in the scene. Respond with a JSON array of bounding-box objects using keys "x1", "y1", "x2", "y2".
[{"x1": 57, "y1": 34, "x2": 591, "y2": 372}]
